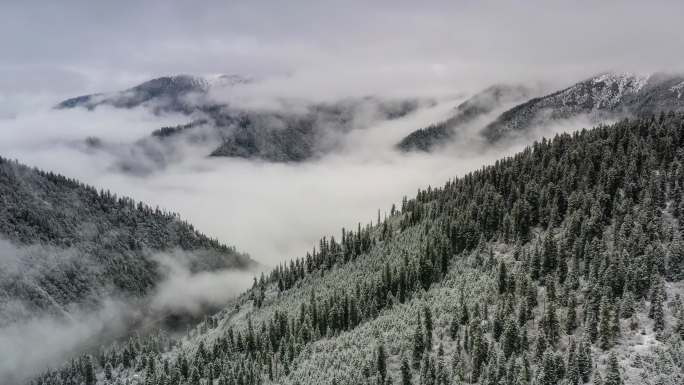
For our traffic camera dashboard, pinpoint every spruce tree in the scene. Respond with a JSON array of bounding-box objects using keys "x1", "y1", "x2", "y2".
[
  {"x1": 619, "y1": 291, "x2": 635, "y2": 319},
  {"x1": 498, "y1": 261, "x2": 508, "y2": 294},
  {"x1": 105, "y1": 362, "x2": 113, "y2": 381},
  {"x1": 566, "y1": 338, "x2": 580, "y2": 385},
  {"x1": 401, "y1": 355, "x2": 412, "y2": 385},
  {"x1": 593, "y1": 372, "x2": 603, "y2": 385},
  {"x1": 604, "y1": 353, "x2": 623, "y2": 385},
  {"x1": 84, "y1": 355, "x2": 96, "y2": 385},
  {"x1": 565, "y1": 294, "x2": 578, "y2": 334},
  {"x1": 377, "y1": 343, "x2": 387, "y2": 381},
  {"x1": 610, "y1": 308, "x2": 621, "y2": 341},
  {"x1": 424, "y1": 305, "x2": 433, "y2": 350},
  {"x1": 501, "y1": 318, "x2": 519, "y2": 358},
  {"x1": 537, "y1": 350, "x2": 557, "y2": 385},
  {"x1": 542, "y1": 297, "x2": 560, "y2": 346},
  {"x1": 412, "y1": 318, "x2": 425, "y2": 368},
  {"x1": 542, "y1": 232, "x2": 558, "y2": 276},
  {"x1": 577, "y1": 339, "x2": 592, "y2": 383},
  {"x1": 651, "y1": 291, "x2": 666, "y2": 335},
  {"x1": 598, "y1": 298, "x2": 614, "y2": 350},
  {"x1": 450, "y1": 312, "x2": 460, "y2": 340},
  {"x1": 534, "y1": 333, "x2": 547, "y2": 362}
]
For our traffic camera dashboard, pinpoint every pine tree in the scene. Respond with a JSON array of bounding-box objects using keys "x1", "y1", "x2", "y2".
[
  {"x1": 105, "y1": 362, "x2": 113, "y2": 381},
  {"x1": 604, "y1": 353, "x2": 623, "y2": 385},
  {"x1": 593, "y1": 372, "x2": 604, "y2": 385},
  {"x1": 189, "y1": 366, "x2": 201, "y2": 385},
  {"x1": 619, "y1": 291, "x2": 635, "y2": 319},
  {"x1": 516, "y1": 356, "x2": 530, "y2": 385},
  {"x1": 501, "y1": 318, "x2": 519, "y2": 358},
  {"x1": 424, "y1": 305, "x2": 433, "y2": 350},
  {"x1": 541, "y1": 297, "x2": 560, "y2": 345},
  {"x1": 401, "y1": 355, "x2": 412, "y2": 385},
  {"x1": 610, "y1": 307, "x2": 621, "y2": 341},
  {"x1": 412, "y1": 318, "x2": 425, "y2": 368},
  {"x1": 541, "y1": 232, "x2": 558, "y2": 276},
  {"x1": 598, "y1": 298, "x2": 614, "y2": 350},
  {"x1": 377, "y1": 343, "x2": 387, "y2": 381},
  {"x1": 651, "y1": 293, "x2": 665, "y2": 335},
  {"x1": 565, "y1": 294, "x2": 578, "y2": 334},
  {"x1": 534, "y1": 334, "x2": 547, "y2": 362},
  {"x1": 537, "y1": 350, "x2": 557, "y2": 385},
  {"x1": 450, "y1": 312, "x2": 460, "y2": 340},
  {"x1": 84, "y1": 355, "x2": 96, "y2": 385},
  {"x1": 585, "y1": 308, "x2": 599, "y2": 343},
  {"x1": 566, "y1": 338, "x2": 580, "y2": 385},
  {"x1": 577, "y1": 339, "x2": 592, "y2": 383},
  {"x1": 498, "y1": 261, "x2": 508, "y2": 294}
]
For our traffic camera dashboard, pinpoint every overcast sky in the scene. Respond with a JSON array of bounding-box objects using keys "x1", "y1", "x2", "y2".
[{"x1": 2, "y1": 0, "x2": 684, "y2": 100}]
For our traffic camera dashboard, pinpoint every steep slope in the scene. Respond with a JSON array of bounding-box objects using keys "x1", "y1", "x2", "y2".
[
  {"x1": 0, "y1": 156, "x2": 254, "y2": 326},
  {"x1": 34, "y1": 114, "x2": 684, "y2": 385},
  {"x1": 397, "y1": 84, "x2": 531, "y2": 152},
  {"x1": 483, "y1": 72, "x2": 684, "y2": 140}
]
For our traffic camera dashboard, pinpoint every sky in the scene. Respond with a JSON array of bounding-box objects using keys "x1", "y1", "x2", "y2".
[{"x1": 3, "y1": 1, "x2": 684, "y2": 100}]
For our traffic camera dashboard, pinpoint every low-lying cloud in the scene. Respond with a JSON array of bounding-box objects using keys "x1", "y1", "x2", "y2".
[
  {"x1": 0, "y1": 242, "x2": 257, "y2": 385},
  {"x1": 0, "y1": 82, "x2": 601, "y2": 267},
  {"x1": 150, "y1": 251, "x2": 258, "y2": 314}
]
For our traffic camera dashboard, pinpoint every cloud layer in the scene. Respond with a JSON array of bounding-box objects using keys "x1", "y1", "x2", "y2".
[{"x1": 2, "y1": 1, "x2": 684, "y2": 99}]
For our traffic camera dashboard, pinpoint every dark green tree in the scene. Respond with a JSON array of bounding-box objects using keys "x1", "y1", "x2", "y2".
[
  {"x1": 604, "y1": 353, "x2": 623, "y2": 385},
  {"x1": 377, "y1": 343, "x2": 387, "y2": 381}
]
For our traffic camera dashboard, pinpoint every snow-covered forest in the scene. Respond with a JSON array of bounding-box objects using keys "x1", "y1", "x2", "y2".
[{"x1": 29, "y1": 113, "x2": 684, "y2": 385}]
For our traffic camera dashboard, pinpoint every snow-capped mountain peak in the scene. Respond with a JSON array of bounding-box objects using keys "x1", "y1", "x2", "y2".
[{"x1": 590, "y1": 72, "x2": 649, "y2": 97}]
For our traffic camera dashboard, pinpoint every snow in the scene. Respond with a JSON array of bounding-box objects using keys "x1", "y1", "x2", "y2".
[
  {"x1": 669, "y1": 81, "x2": 684, "y2": 99},
  {"x1": 203, "y1": 74, "x2": 253, "y2": 89},
  {"x1": 591, "y1": 72, "x2": 649, "y2": 94}
]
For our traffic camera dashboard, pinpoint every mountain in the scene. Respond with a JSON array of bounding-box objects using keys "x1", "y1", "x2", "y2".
[
  {"x1": 208, "y1": 98, "x2": 421, "y2": 162},
  {"x1": 33, "y1": 114, "x2": 684, "y2": 385},
  {"x1": 482, "y1": 72, "x2": 684, "y2": 140},
  {"x1": 397, "y1": 84, "x2": 532, "y2": 152},
  {"x1": 397, "y1": 72, "x2": 684, "y2": 152},
  {"x1": 57, "y1": 76, "x2": 423, "y2": 163},
  {"x1": 0, "y1": 156, "x2": 255, "y2": 327},
  {"x1": 55, "y1": 74, "x2": 251, "y2": 112}
]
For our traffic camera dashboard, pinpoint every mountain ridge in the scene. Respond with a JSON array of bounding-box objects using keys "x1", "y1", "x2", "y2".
[
  {"x1": 57, "y1": 76, "x2": 424, "y2": 163},
  {"x1": 482, "y1": 72, "x2": 684, "y2": 140},
  {"x1": 397, "y1": 84, "x2": 532, "y2": 152}
]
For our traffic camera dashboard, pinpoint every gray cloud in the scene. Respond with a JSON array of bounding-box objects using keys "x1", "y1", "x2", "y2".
[
  {"x1": 2, "y1": 1, "x2": 684, "y2": 101},
  {"x1": 0, "y1": 94, "x2": 550, "y2": 265},
  {"x1": 0, "y1": 241, "x2": 257, "y2": 384}
]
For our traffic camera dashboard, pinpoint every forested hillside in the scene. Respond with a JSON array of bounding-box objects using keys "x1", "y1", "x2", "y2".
[
  {"x1": 0, "y1": 157, "x2": 253, "y2": 326},
  {"x1": 32, "y1": 113, "x2": 684, "y2": 385},
  {"x1": 397, "y1": 85, "x2": 531, "y2": 152},
  {"x1": 482, "y1": 73, "x2": 684, "y2": 141}
]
